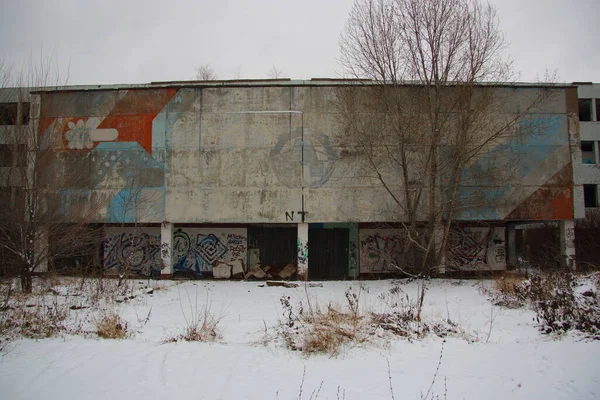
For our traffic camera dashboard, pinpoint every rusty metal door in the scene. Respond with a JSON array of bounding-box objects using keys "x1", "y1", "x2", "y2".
[
  {"x1": 247, "y1": 226, "x2": 297, "y2": 268},
  {"x1": 308, "y1": 228, "x2": 348, "y2": 280}
]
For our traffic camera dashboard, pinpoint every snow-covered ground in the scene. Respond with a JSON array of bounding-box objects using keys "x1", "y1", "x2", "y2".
[{"x1": 1, "y1": 278, "x2": 599, "y2": 399}]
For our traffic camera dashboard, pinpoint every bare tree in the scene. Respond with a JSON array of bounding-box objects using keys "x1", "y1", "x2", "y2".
[
  {"x1": 268, "y1": 65, "x2": 285, "y2": 79},
  {"x1": 195, "y1": 64, "x2": 218, "y2": 81},
  {"x1": 232, "y1": 65, "x2": 243, "y2": 80},
  {"x1": 0, "y1": 55, "x2": 103, "y2": 292},
  {"x1": 337, "y1": 0, "x2": 556, "y2": 274}
]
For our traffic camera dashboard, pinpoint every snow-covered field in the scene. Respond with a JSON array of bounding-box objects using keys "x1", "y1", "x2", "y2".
[{"x1": 1, "y1": 278, "x2": 599, "y2": 399}]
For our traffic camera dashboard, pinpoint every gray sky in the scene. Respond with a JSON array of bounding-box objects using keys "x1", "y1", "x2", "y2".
[{"x1": 0, "y1": 0, "x2": 598, "y2": 85}]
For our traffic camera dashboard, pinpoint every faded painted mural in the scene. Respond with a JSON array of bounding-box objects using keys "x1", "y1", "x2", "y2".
[
  {"x1": 40, "y1": 88, "x2": 198, "y2": 223},
  {"x1": 172, "y1": 228, "x2": 247, "y2": 274},
  {"x1": 270, "y1": 128, "x2": 339, "y2": 188},
  {"x1": 104, "y1": 227, "x2": 163, "y2": 276},
  {"x1": 38, "y1": 84, "x2": 575, "y2": 224}
]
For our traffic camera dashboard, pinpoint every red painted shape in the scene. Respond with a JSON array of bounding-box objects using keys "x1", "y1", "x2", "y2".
[
  {"x1": 505, "y1": 163, "x2": 574, "y2": 220},
  {"x1": 38, "y1": 117, "x2": 55, "y2": 137},
  {"x1": 550, "y1": 188, "x2": 573, "y2": 220},
  {"x1": 96, "y1": 88, "x2": 177, "y2": 155}
]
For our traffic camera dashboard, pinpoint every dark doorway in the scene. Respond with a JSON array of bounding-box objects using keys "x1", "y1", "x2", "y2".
[
  {"x1": 308, "y1": 228, "x2": 349, "y2": 280},
  {"x1": 248, "y1": 226, "x2": 297, "y2": 268}
]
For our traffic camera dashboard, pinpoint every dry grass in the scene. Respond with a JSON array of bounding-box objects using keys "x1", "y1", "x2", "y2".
[
  {"x1": 279, "y1": 287, "x2": 368, "y2": 355},
  {"x1": 481, "y1": 272, "x2": 528, "y2": 309},
  {"x1": 300, "y1": 304, "x2": 367, "y2": 355},
  {"x1": 163, "y1": 309, "x2": 221, "y2": 343},
  {"x1": 494, "y1": 273, "x2": 526, "y2": 297},
  {"x1": 163, "y1": 287, "x2": 223, "y2": 343},
  {"x1": 0, "y1": 297, "x2": 68, "y2": 340},
  {"x1": 95, "y1": 312, "x2": 128, "y2": 339},
  {"x1": 279, "y1": 285, "x2": 472, "y2": 356}
]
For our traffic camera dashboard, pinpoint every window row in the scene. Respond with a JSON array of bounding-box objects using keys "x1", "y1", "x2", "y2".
[
  {"x1": 584, "y1": 184, "x2": 599, "y2": 208},
  {"x1": 581, "y1": 141, "x2": 599, "y2": 164},
  {"x1": 0, "y1": 102, "x2": 30, "y2": 125},
  {"x1": 579, "y1": 98, "x2": 600, "y2": 122}
]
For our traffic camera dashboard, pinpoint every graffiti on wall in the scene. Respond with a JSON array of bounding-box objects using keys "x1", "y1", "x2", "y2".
[
  {"x1": 104, "y1": 229, "x2": 163, "y2": 276},
  {"x1": 172, "y1": 228, "x2": 247, "y2": 274},
  {"x1": 349, "y1": 240, "x2": 359, "y2": 274},
  {"x1": 297, "y1": 238, "x2": 308, "y2": 265},
  {"x1": 446, "y1": 227, "x2": 506, "y2": 271},
  {"x1": 270, "y1": 128, "x2": 339, "y2": 188},
  {"x1": 360, "y1": 227, "x2": 507, "y2": 273},
  {"x1": 360, "y1": 231, "x2": 405, "y2": 273}
]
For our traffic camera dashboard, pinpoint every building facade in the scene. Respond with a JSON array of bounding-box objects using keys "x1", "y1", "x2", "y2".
[{"x1": 1, "y1": 80, "x2": 583, "y2": 278}]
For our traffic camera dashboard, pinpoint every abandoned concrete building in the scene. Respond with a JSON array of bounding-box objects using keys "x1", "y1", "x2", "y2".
[{"x1": 0, "y1": 80, "x2": 588, "y2": 279}]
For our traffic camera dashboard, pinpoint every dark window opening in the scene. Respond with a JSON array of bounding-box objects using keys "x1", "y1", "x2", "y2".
[
  {"x1": 0, "y1": 103, "x2": 18, "y2": 125},
  {"x1": 584, "y1": 184, "x2": 598, "y2": 208},
  {"x1": 579, "y1": 99, "x2": 592, "y2": 122},
  {"x1": 0, "y1": 186, "x2": 25, "y2": 212},
  {"x1": 0, "y1": 144, "x2": 27, "y2": 167},
  {"x1": 596, "y1": 99, "x2": 600, "y2": 122},
  {"x1": 581, "y1": 141, "x2": 596, "y2": 164},
  {"x1": 0, "y1": 144, "x2": 10, "y2": 167}
]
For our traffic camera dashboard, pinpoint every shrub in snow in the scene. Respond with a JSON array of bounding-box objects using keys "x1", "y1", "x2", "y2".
[
  {"x1": 95, "y1": 311, "x2": 128, "y2": 339},
  {"x1": 279, "y1": 288, "x2": 369, "y2": 355},
  {"x1": 163, "y1": 288, "x2": 222, "y2": 343},
  {"x1": 526, "y1": 272, "x2": 600, "y2": 338},
  {"x1": 279, "y1": 286, "x2": 471, "y2": 356}
]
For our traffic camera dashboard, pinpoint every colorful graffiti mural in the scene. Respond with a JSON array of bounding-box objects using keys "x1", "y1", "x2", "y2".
[
  {"x1": 104, "y1": 227, "x2": 163, "y2": 276},
  {"x1": 172, "y1": 228, "x2": 247, "y2": 274},
  {"x1": 446, "y1": 227, "x2": 506, "y2": 271}
]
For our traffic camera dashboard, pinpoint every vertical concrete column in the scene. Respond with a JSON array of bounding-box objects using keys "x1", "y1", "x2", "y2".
[
  {"x1": 35, "y1": 226, "x2": 48, "y2": 273},
  {"x1": 559, "y1": 220, "x2": 576, "y2": 270},
  {"x1": 507, "y1": 223, "x2": 517, "y2": 269},
  {"x1": 161, "y1": 222, "x2": 174, "y2": 278},
  {"x1": 434, "y1": 226, "x2": 446, "y2": 274},
  {"x1": 297, "y1": 223, "x2": 309, "y2": 280}
]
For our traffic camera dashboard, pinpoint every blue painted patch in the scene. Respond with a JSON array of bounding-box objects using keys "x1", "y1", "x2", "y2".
[{"x1": 106, "y1": 188, "x2": 139, "y2": 223}]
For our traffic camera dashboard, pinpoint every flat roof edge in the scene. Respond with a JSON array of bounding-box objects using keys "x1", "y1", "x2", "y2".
[{"x1": 29, "y1": 79, "x2": 579, "y2": 93}]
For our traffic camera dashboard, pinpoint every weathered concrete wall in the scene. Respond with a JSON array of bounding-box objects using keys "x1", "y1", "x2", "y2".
[
  {"x1": 171, "y1": 227, "x2": 247, "y2": 274},
  {"x1": 38, "y1": 84, "x2": 575, "y2": 224}
]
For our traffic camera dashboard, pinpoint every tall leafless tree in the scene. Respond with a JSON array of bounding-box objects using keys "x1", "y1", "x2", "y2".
[
  {"x1": 195, "y1": 64, "x2": 218, "y2": 81},
  {"x1": 337, "y1": 0, "x2": 556, "y2": 274},
  {"x1": 0, "y1": 56, "x2": 103, "y2": 292},
  {"x1": 268, "y1": 65, "x2": 285, "y2": 79}
]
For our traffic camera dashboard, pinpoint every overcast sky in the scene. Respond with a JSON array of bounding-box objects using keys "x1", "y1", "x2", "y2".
[{"x1": 0, "y1": 0, "x2": 598, "y2": 85}]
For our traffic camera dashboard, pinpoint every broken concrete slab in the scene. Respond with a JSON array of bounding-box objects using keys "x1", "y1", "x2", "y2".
[
  {"x1": 278, "y1": 264, "x2": 297, "y2": 279},
  {"x1": 213, "y1": 263, "x2": 232, "y2": 279},
  {"x1": 245, "y1": 264, "x2": 268, "y2": 280},
  {"x1": 231, "y1": 260, "x2": 245, "y2": 279},
  {"x1": 266, "y1": 281, "x2": 299, "y2": 288}
]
